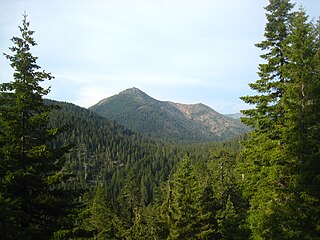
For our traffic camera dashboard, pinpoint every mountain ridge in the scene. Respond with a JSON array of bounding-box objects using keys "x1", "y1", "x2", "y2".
[{"x1": 89, "y1": 87, "x2": 248, "y2": 143}]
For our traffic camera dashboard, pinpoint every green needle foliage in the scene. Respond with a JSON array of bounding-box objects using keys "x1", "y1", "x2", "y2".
[
  {"x1": 0, "y1": 14, "x2": 77, "y2": 239},
  {"x1": 240, "y1": 0, "x2": 320, "y2": 238},
  {"x1": 1, "y1": 2, "x2": 318, "y2": 239}
]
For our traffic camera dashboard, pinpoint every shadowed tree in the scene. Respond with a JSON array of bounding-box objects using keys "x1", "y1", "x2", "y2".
[
  {"x1": 0, "y1": 14, "x2": 77, "y2": 239},
  {"x1": 240, "y1": 1, "x2": 320, "y2": 238}
]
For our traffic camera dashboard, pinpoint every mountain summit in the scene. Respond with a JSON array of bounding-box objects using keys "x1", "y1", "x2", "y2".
[{"x1": 90, "y1": 88, "x2": 248, "y2": 143}]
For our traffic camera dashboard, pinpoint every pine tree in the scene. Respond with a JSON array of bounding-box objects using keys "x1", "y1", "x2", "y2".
[
  {"x1": 171, "y1": 157, "x2": 201, "y2": 239},
  {"x1": 208, "y1": 150, "x2": 248, "y2": 239},
  {"x1": 159, "y1": 179, "x2": 179, "y2": 239},
  {"x1": 240, "y1": 0, "x2": 320, "y2": 238},
  {"x1": 208, "y1": 150, "x2": 236, "y2": 205},
  {"x1": 282, "y1": 8, "x2": 320, "y2": 238},
  {"x1": 159, "y1": 157, "x2": 215, "y2": 239},
  {"x1": 241, "y1": 0, "x2": 294, "y2": 133},
  {"x1": 0, "y1": 14, "x2": 77, "y2": 239},
  {"x1": 196, "y1": 184, "x2": 220, "y2": 239},
  {"x1": 239, "y1": 0, "x2": 296, "y2": 238},
  {"x1": 217, "y1": 195, "x2": 238, "y2": 240},
  {"x1": 88, "y1": 183, "x2": 121, "y2": 239},
  {"x1": 118, "y1": 169, "x2": 141, "y2": 233}
]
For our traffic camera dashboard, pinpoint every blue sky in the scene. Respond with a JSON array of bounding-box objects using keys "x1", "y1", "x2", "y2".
[{"x1": 0, "y1": 0, "x2": 319, "y2": 113}]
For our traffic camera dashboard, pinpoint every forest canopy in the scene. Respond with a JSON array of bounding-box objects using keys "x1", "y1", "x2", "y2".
[{"x1": 0, "y1": 0, "x2": 319, "y2": 239}]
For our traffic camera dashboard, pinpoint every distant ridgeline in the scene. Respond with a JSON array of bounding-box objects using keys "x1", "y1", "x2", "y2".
[{"x1": 89, "y1": 87, "x2": 249, "y2": 143}]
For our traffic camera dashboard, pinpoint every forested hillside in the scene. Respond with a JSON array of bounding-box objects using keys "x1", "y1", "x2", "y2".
[
  {"x1": 47, "y1": 99, "x2": 185, "y2": 201},
  {"x1": 0, "y1": 0, "x2": 319, "y2": 239},
  {"x1": 45, "y1": 99, "x2": 248, "y2": 238},
  {"x1": 90, "y1": 87, "x2": 248, "y2": 143}
]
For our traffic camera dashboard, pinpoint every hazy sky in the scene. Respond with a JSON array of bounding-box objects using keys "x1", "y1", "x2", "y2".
[{"x1": 0, "y1": 0, "x2": 319, "y2": 113}]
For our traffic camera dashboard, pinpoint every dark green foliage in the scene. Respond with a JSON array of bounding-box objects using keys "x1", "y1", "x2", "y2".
[
  {"x1": 281, "y1": 8, "x2": 320, "y2": 238},
  {"x1": 239, "y1": 0, "x2": 297, "y2": 237},
  {"x1": 208, "y1": 150, "x2": 249, "y2": 239},
  {"x1": 217, "y1": 195, "x2": 238, "y2": 240},
  {"x1": 155, "y1": 152, "x2": 246, "y2": 240},
  {"x1": 118, "y1": 169, "x2": 141, "y2": 229},
  {"x1": 2, "y1": 2, "x2": 318, "y2": 238},
  {"x1": 90, "y1": 87, "x2": 248, "y2": 143},
  {"x1": 0, "y1": 15, "x2": 77, "y2": 239},
  {"x1": 170, "y1": 157, "x2": 201, "y2": 238},
  {"x1": 45, "y1": 97, "x2": 247, "y2": 239},
  {"x1": 85, "y1": 183, "x2": 121, "y2": 239},
  {"x1": 47, "y1": 100, "x2": 185, "y2": 204},
  {"x1": 240, "y1": 0, "x2": 320, "y2": 238},
  {"x1": 196, "y1": 184, "x2": 220, "y2": 239},
  {"x1": 159, "y1": 158, "x2": 202, "y2": 239}
]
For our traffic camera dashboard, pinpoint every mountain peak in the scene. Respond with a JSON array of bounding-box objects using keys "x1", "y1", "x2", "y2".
[
  {"x1": 121, "y1": 87, "x2": 142, "y2": 93},
  {"x1": 121, "y1": 87, "x2": 148, "y2": 97},
  {"x1": 94, "y1": 87, "x2": 150, "y2": 106},
  {"x1": 90, "y1": 88, "x2": 249, "y2": 143},
  {"x1": 119, "y1": 87, "x2": 156, "y2": 103}
]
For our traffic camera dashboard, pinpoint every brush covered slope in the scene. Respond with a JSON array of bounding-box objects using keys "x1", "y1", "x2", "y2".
[{"x1": 89, "y1": 88, "x2": 248, "y2": 143}]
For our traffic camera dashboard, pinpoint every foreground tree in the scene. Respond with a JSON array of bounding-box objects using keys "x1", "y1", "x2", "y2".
[
  {"x1": 239, "y1": 0, "x2": 296, "y2": 237},
  {"x1": 240, "y1": 0, "x2": 320, "y2": 238},
  {"x1": 281, "y1": 8, "x2": 320, "y2": 238},
  {"x1": 0, "y1": 14, "x2": 77, "y2": 239}
]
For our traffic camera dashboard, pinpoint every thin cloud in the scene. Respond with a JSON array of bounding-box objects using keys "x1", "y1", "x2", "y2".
[{"x1": 1, "y1": 0, "x2": 318, "y2": 113}]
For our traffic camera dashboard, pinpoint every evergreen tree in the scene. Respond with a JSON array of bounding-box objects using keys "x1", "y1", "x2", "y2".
[
  {"x1": 196, "y1": 184, "x2": 220, "y2": 239},
  {"x1": 208, "y1": 150, "x2": 236, "y2": 205},
  {"x1": 118, "y1": 169, "x2": 141, "y2": 234},
  {"x1": 0, "y1": 14, "x2": 76, "y2": 239},
  {"x1": 208, "y1": 150, "x2": 248, "y2": 239},
  {"x1": 87, "y1": 183, "x2": 121, "y2": 239},
  {"x1": 124, "y1": 207, "x2": 149, "y2": 240},
  {"x1": 171, "y1": 157, "x2": 200, "y2": 239},
  {"x1": 282, "y1": 8, "x2": 320, "y2": 238},
  {"x1": 217, "y1": 195, "x2": 238, "y2": 240},
  {"x1": 240, "y1": 0, "x2": 320, "y2": 238},
  {"x1": 239, "y1": 0, "x2": 295, "y2": 238},
  {"x1": 241, "y1": 0, "x2": 294, "y2": 133},
  {"x1": 160, "y1": 179, "x2": 179, "y2": 239}
]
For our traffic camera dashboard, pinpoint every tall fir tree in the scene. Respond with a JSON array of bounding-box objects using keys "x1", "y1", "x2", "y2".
[
  {"x1": 171, "y1": 157, "x2": 201, "y2": 239},
  {"x1": 159, "y1": 179, "x2": 179, "y2": 239},
  {"x1": 0, "y1": 14, "x2": 77, "y2": 239},
  {"x1": 239, "y1": 0, "x2": 295, "y2": 238},
  {"x1": 160, "y1": 157, "x2": 219, "y2": 239},
  {"x1": 208, "y1": 150, "x2": 248, "y2": 239},
  {"x1": 86, "y1": 183, "x2": 121, "y2": 239},
  {"x1": 282, "y1": 8, "x2": 320, "y2": 238},
  {"x1": 241, "y1": 0, "x2": 294, "y2": 133},
  {"x1": 117, "y1": 168, "x2": 141, "y2": 236}
]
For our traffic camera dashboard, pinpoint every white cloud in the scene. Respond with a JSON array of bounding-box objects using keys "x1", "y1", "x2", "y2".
[
  {"x1": 1, "y1": 0, "x2": 319, "y2": 114},
  {"x1": 67, "y1": 73, "x2": 209, "y2": 108},
  {"x1": 73, "y1": 86, "x2": 110, "y2": 108}
]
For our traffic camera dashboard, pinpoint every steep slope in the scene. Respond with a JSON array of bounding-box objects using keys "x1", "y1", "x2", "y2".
[
  {"x1": 89, "y1": 88, "x2": 248, "y2": 143},
  {"x1": 170, "y1": 102, "x2": 247, "y2": 139},
  {"x1": 46, "y1": 99, "x2": 185, "y2": 202}
]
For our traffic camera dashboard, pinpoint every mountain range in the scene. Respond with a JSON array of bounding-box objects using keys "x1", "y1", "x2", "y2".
[{"x1": 89, "y1": 87, "x2": 248, "y2": 143}]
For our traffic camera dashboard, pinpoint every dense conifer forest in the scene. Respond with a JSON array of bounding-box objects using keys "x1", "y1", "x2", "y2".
[{"x1": 0, "y1": 0, "x2": 319, "y2": 239}]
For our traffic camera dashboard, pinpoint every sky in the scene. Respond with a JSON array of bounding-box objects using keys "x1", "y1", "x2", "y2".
[{"x1": 0, "y1": 0, "x2": 319, "y2": 114}]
